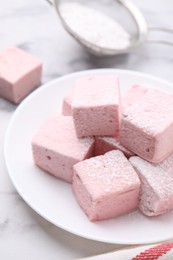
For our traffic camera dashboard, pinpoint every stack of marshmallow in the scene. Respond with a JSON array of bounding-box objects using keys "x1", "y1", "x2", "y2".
[{"x1": 32, "y1": 75, "x2": 173, "y2": 221}]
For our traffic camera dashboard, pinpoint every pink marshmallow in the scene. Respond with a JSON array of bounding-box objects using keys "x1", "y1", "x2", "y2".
[
  {"x1": 32, "y1": 115, "x2": 95, "y2": 183},
  {"x1": 0, "y1": 47, "x2": 42, "y2": 103},
  {"x1": 62, "y1": 90, "x2": 73, "y2": 116},
  {"x1": 73, "y1": 150, "x2": 140, "y2": 221},
  {"x1": 72, "y1": 75, "x2": 120, "y2": 137},
  {"x1": 95, "y1": 136, "x2": 134, "y2": 158},
  {"x1": 122, "y1": 85, "x2": 148, "y2": 111},
  {"x1": 70, "y1": 83, "x2": 148, "y2": 156},
  {"x1": 130, "y1": 155, "x2": 173, "y2": 216},
  {"x1": 120, "y1": 89, "x2": 173, "y2": 163}
]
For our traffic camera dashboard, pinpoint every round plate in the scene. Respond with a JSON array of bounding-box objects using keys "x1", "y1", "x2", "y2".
[{"x1": 4, "y1": 69, "x2": 173, "y2": 244}]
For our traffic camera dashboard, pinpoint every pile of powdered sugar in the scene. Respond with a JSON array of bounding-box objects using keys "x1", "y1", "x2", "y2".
[{"x1": 59, "y1": 2, "x2": 131, "y2": 51}]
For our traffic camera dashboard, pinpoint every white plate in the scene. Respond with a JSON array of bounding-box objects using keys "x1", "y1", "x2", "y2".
[{"x1": 4, "y1": 69, "x2": 173, "y2": 244}]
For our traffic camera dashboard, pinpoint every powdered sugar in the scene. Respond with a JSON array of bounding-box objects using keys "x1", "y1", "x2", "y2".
[
  {"x1": 74, "y1": 150, "x2": 140, "y2": 193},
  {"x1": 73, "y1": 76, "x2": 119, "y2": 107},
  {"x1": 123, "y1": 89, "x2": 173, "y2": 135},
  {"x1": 130, "y1": 156, "x2": 173, "y2": 200},
  {"x1": 60, "y1": 2, "x2": 131, "y2": 51}
]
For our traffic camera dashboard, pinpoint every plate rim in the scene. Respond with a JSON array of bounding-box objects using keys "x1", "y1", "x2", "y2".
[{"x1": 4, "y1": 68, "x2": 173, "y2": 244}]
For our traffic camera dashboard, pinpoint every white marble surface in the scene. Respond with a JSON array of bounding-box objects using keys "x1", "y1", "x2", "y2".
[{"x1": 1, "y1": 0, "x2": 173, "y2": 259}]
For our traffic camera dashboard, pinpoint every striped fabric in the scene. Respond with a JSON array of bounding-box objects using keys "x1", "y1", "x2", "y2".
[
  {"x1": 78, "y1": 242, "x2": 173, "y2": 260},
  {"x1": 132, "y1": 243, "x2": 173, "y2": 259}
]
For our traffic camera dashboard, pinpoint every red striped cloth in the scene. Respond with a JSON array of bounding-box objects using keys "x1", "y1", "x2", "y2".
[
  {"x1": 132, "y1": 243, "x2": 173, "y2": 259},
  {"x1": 79, "y1": 242, "x2": 173, "y2": 260}
]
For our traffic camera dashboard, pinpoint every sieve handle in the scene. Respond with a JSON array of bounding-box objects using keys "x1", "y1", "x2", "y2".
[
  {"x1": 45, "y1": 0, "x2": 53, "y2": 5},
  {"x1": 147, "y1": 27, "x2": 173, "y2": 46}
]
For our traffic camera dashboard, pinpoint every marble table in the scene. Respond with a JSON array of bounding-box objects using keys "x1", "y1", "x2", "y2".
[{"x1": 1, "y1": 0, "x2": 173, "y2": 259}]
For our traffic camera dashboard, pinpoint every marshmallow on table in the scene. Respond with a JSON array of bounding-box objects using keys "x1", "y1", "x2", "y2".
[
  {"x1": 122, "y1": 84, "x2": 148, "y2": 111},
  {"x1": 120, "y1": 89, "x2": 173, "y2": 163},
  {"x1": 130, "y1": 155, "x2": 173, "y2": 216},
  {"x1": 73, "y1": 150, "x2": 140, "y2": 221},
  {"x1": 62, "y1": 90, "x2": 73, "y2": 116},
  {"x1": 0, "y1": 47, "x2": 42, "y2": 103},
  {"x1": 72, "y1": 75, "x2": 120, "y2": 137},
  {"x1": 94, "y1": 136, "x2": 134, "y2": 158},
  {"x1": 32, "y1": 115, "x2": 95, "y2": 183}
]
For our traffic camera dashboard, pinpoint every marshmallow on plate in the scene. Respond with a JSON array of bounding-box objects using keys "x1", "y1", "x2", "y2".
[
  {"x1": 120, "y1": 89, "x2": 173, "y2": 163},
  {"x1": 72, "y1": 75, "x2": 120, "y2": 137},
  {"x1": 32, "y1": 115, "x2": 95, "y2": 183},
  {"x1": 130, "y1": 155, "x2": 173, "y2": 216},
  {"x1": 73, "y1": 150, "x2": 140, "y2": 221}
]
